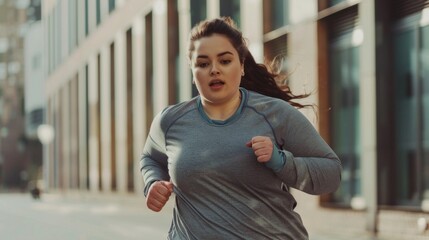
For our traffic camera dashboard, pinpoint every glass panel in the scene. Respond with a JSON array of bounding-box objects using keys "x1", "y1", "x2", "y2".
[
  {"x1": 108, "y1": 0, "x2": 115, "y2": 13},
  {"x1": 84, "y1": 0, "x2": 88, "y2": 36},
  {"x1": 68, "y1": 0, "x2": 77, "y2": 52},
  {"x1": 267, "y1": 0, "x2": 289, "y2": 31},
  {"x1": 190, "y1": 0, "x2": 206, "y2": 26},
  {"x1": 263, "y1": 34, "x2": 288, "y2": 78},
  {"x1": 422, "y1": 26, "x2": 429, "y2": 198},
  {"x1": 96, "y1": 0, "x2": 101, "y2": 25},
  {"x1": 330, "y1": 38, "x2": 361, "y2": 205},
  {"x1": 393, "y1": 28, "x2": 419, "y2": 204},
  {"x1": 220, "y1": 0, "x2": 240, "y2": 27},
  {"x1": 329, "y1": 0, "x2": 345, "y2": 7}
]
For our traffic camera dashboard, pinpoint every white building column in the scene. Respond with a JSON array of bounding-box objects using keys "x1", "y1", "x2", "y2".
[
  {"x1": 288, "y1": 0, "x2": 319, "y2": 123},
  {"x1": 359, "y1": 0, "x2": 378, "y2": 233},
  {"x1": 153, "y1": 0, "x2": 169, "y2": 114},
  {"x1": 116, "y1": 0, "x2": 126, "y2": 8},
  {"x1": 114, "y1": 31, "x2": 128, "y2": 193},
  {"x1": 207, "y1": 0, "x2": 220, "y2": 19},
  {"x1": 78, "y1": 66, "x2": 88, "y2": 190},
  {"x1": 132, "y1": 16, "x2": 146, "y2": 194},
  {"x1": 240, "y1": 0, "x2": 263, "y2": 63},
  {"x1": 88, "y1": 54, "x2": 100, "y2": 192},
  {"x1": 100, "y1": 44, "x2": 112, "y2": 192},
  {"x1": 178, "y1": 0, "x2": 192, "y2": 102}
]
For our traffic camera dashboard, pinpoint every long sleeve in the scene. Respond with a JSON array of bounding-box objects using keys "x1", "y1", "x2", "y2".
[
  {"x1": 139, "y1": 111, "x2": 170, "y2": 197},
  {"x1": 269, "y1": 103, "x2": 342, "y2": 195}
]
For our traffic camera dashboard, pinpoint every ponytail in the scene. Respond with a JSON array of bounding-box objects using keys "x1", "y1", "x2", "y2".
[{"x1": 240, "y1": 51, "x2": 310, "y2": 109}]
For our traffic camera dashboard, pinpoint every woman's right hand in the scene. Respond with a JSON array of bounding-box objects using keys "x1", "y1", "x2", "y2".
[{"x1": 146, "y1": 180, "x2": 174, "y2": 212}]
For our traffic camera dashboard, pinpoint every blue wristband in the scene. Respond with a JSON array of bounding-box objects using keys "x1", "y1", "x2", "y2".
[{"x1": 265, "y1": 145, "x2": 286, "y2": 172}]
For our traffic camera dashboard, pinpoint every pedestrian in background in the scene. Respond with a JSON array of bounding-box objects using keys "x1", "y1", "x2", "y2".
[{"x1": 140, "y1": 17, "x2": 341, "y2": 240}]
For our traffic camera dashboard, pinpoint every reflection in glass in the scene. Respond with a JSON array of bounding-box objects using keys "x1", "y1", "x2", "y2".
[
  {"x1": 330, "y1": 35, "x2": 361, "y2": 205},
  {"x1": 329, "y1": 0, "x2": 345, "y2": 7},
  {"x1": 422, "y1": 26, "x2": 429, "y2": 199},
  {"x1": 393, "y1": 28, "x2": 419, "y2": 205},
  {"x1": 220, "y1": 0, "x2": 240, "y2": 27}
]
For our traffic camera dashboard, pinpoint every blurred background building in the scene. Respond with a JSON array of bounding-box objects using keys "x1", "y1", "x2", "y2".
[
  {"x1": 0, "y1": 0, "x2": 43, "y2": 191},
  {"x1": 1, "y1": 0, "x2": 428, "y2": 239}
]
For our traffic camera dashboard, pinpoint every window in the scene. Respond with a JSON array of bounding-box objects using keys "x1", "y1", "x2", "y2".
[
  {"x1": 108, "y1": 0, "x2": 115, "y2": 13},
  {"x1": 85, "y1": 0, "x2": 89, "y2": 36},
  {"x1": 219, "y1": 0, "x2": 240, "y2": 27},
  {"x1": 263, "y1": 0, "x2": 288, "y2": 33},
  {"x1": 190, "y1": 0, "x2": 206, "y2": 26},
  {"x1": 328, "y1": 0, "x2": 346, "y2": 7},
  {"x1": 68, "y1": 0, "x2": 77, "y2": 52},
  {"x1": 96, "y1": 0, "x2": 101, "y2": 25},
  {"x1": 263, "y1": 0, "x2": 289, "y2": 74},
  {"x1": 264, "y1": 35, "x2": 287, "y2": 75},
  {"x1": 392, "y1": 14, "x2": 429, "y2": 206},
  {"x1": 422, "y1": 27, "x2": 429, "y2": 199},
  {"x1": 327, "y1": 7, "x2": 361, "y2": 206}
]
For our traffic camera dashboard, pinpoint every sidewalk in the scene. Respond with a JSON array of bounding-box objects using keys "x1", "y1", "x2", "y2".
[
  {"x1": 59, "y1": 191, "x2": 388, "y2": 240},
  {"x1": 32, "y1": 191, "x2": 418, "y2": 240}
]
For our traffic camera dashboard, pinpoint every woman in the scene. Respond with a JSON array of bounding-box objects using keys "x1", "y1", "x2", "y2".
[{"x1": 140, "y1": 17, "x2": 341, "y2": 240}]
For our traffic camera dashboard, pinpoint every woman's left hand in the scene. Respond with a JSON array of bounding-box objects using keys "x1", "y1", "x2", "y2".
[{"x1": 246, "y1": 136, "x2": 273, "y2": 163}]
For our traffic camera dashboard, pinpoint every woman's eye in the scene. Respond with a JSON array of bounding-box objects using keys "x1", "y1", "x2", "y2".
[
  {"x1": 220, "y1": 59, "x2": 231, "y2": 64},
  {"x1": 197, "y1": 62, "x2": 209, "y2": 68}
]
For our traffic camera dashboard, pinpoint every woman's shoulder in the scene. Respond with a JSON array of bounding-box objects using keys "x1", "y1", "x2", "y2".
[
  {"x1": 156, "y1": 97, "x2": 199, "y2": 128},
  {"x1": 245, "y1": 89, "x2": 293, "y2": 112}
]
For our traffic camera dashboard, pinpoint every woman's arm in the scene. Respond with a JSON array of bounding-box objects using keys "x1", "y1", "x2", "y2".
[
  {"x1": 140, "y1": 112, "x2": 170, "y2": 197},
  {"x1": 272, "y1": 105, "x2": 342, "y2": 195}
]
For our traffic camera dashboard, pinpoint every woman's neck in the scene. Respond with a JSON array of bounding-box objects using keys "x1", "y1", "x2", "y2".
[{"x1": 201, "y1": 91, "x2": 242, "y2": 121}]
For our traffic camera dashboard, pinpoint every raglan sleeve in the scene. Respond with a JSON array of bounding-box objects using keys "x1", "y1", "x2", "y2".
[
  {"x1": 271, "y1": 103, "x2": 342, "y2": 195},
  {"x1": 139, "y1": 110, "x2": 170, "y2": 197}
]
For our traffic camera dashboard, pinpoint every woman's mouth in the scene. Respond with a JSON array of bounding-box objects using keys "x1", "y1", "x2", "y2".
[{"x1": 209, "y1": 79, "x2": 225, "y2": 90}]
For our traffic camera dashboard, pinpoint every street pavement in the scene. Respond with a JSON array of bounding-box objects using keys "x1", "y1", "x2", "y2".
[
  {"x1": 0, "y1": 192, "x2": 389, "y2": 240},
  {"x1": 0, "y1": 192, "x2": 172, "y2": 240}
]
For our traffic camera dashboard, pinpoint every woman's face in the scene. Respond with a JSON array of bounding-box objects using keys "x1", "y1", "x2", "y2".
[{"x1": 190, "y1": 34, "x2": 243, "y2": 106}]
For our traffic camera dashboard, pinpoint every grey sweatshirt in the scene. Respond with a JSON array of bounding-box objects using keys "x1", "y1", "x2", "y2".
[{"x1": 140, "y1": 88, "x2": 342, "y2": 240}]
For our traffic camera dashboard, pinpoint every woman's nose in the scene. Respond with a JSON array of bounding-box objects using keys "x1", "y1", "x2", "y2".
[{"x1": 210, "y1": 64, "x2": 220, "y2": 76}]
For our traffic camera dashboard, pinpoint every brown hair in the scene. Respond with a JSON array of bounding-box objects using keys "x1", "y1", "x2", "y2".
[{"x1": 188, "y1": 17, "x2": 309, "y2": 108}]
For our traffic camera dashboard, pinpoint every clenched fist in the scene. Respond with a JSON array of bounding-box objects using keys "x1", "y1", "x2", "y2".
[
  {"x1": 246, "y1": 136, "x2": 274, "y2": 163},
  {"x1": 146, "y1": 180, "x2": 174, "y2": 212}
]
